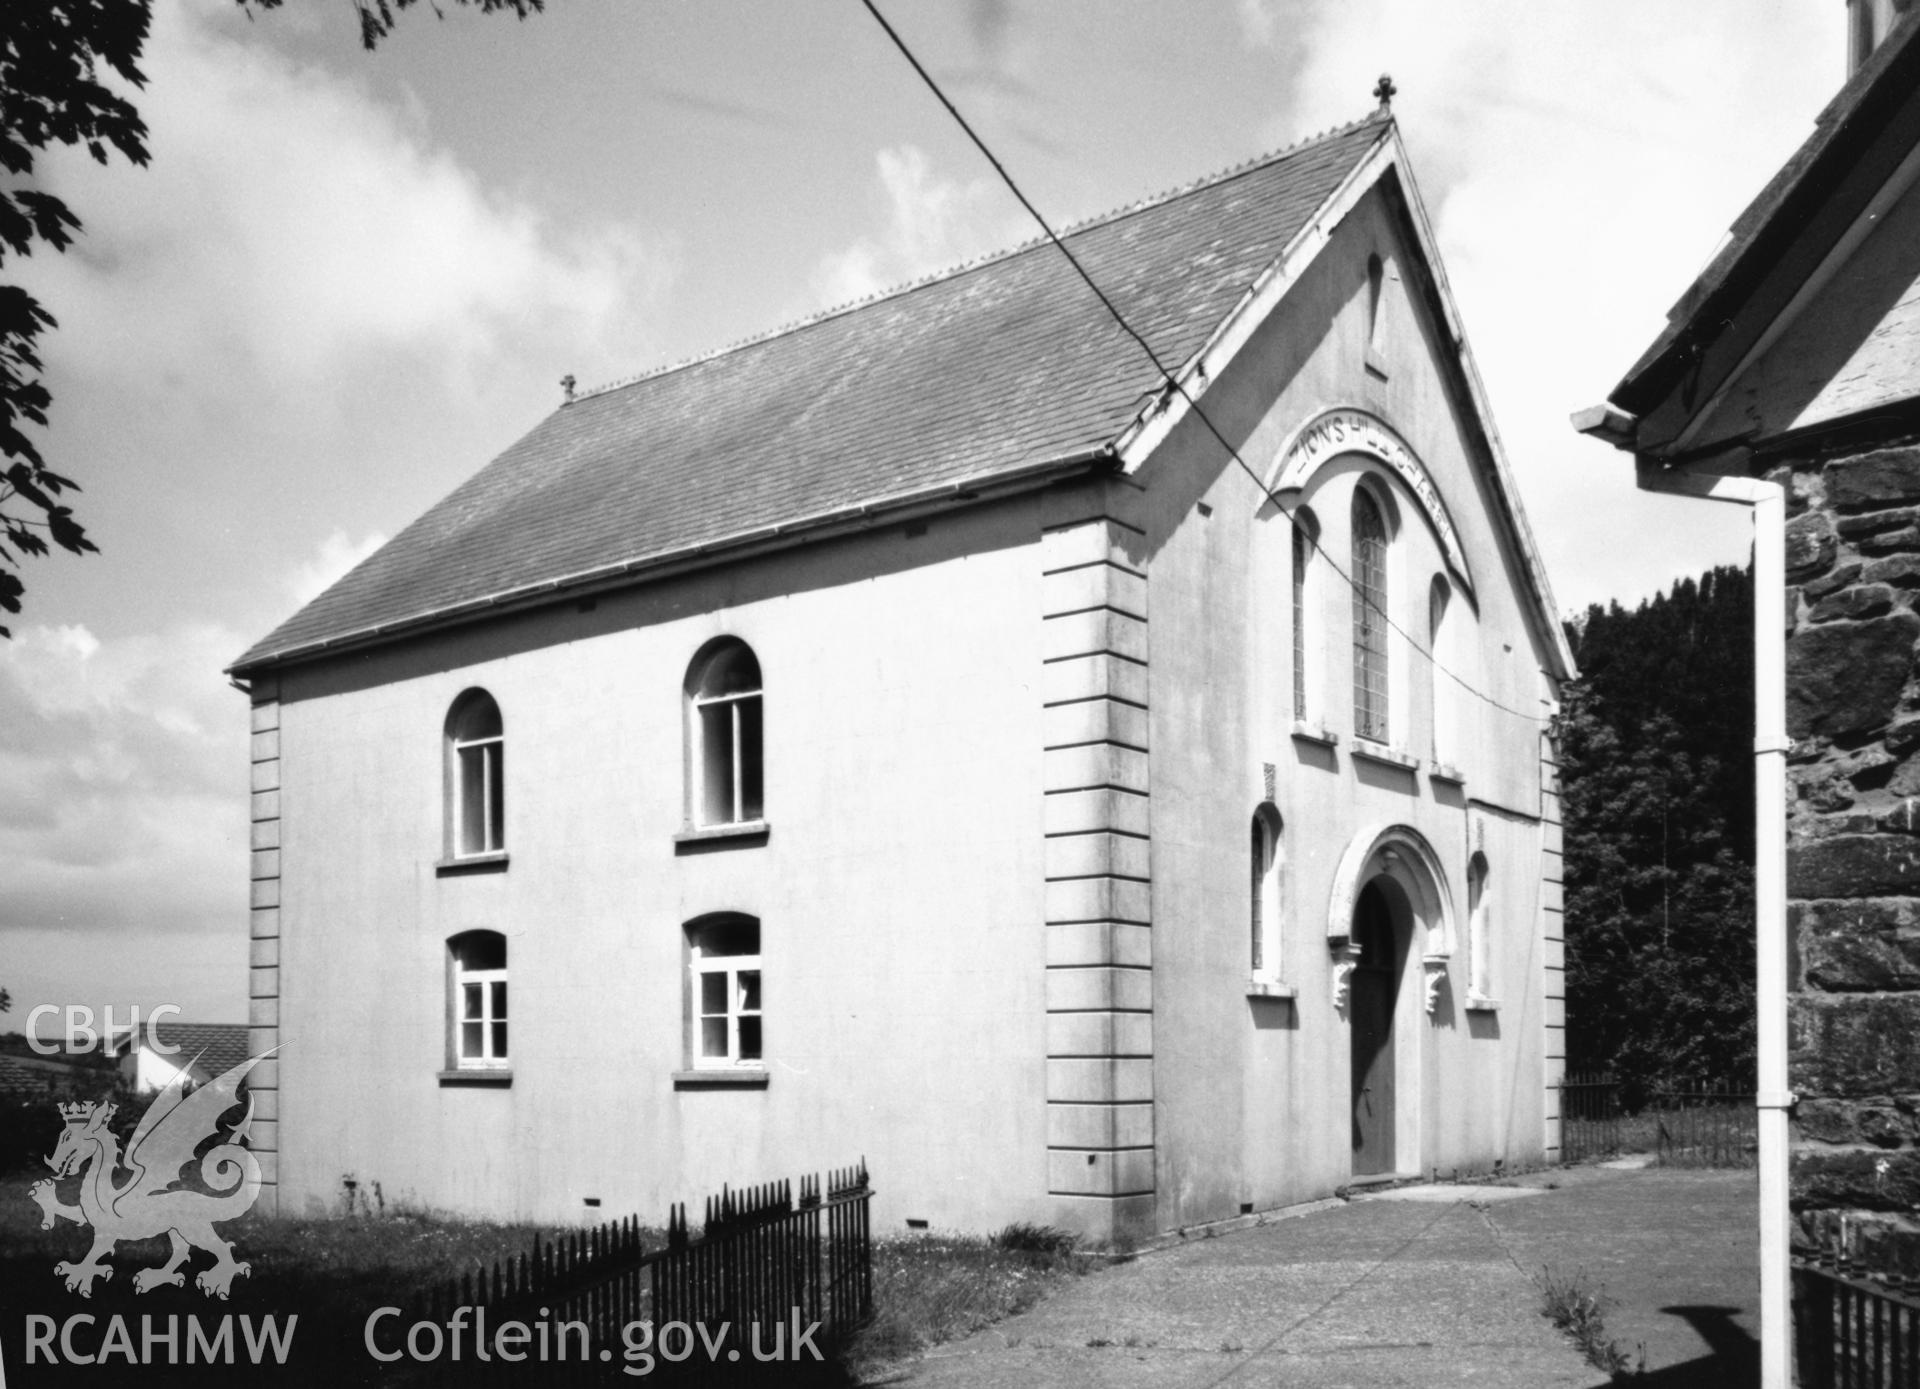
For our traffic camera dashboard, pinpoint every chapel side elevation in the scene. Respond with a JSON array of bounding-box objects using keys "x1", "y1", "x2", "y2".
[{"x1": 229, "y1": 104, "x2": 1574, "y2": 1244}]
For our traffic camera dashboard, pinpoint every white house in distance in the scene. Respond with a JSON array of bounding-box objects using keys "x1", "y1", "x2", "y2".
[
  {"x1": 108, "y1": 1021, "x2": 252, "y2": 1095},
  {"x1": 229, "y1": 98, "x2": 1574, "y2": 1243}
]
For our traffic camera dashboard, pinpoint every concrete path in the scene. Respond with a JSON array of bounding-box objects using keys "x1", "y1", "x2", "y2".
[{"x1": 886, "y1": 1165, "x2": 1759, "y2": 1388}]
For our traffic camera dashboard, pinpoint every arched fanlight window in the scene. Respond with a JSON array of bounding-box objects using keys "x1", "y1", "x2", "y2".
[
  {"x1": 686, "y1": 640, "x2": 764, "y2": 828},
  {"x1": 446, "y1": 690, "x2": 504, "y2": 858},
  {"x1": 1291, "y1": 507, "x2": 1320, "y2": 723},
  {"x1": 1351, "y1": 487, "x2": 1390, "y2": 742}
]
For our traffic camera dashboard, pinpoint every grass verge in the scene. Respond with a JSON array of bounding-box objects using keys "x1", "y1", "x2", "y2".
[
  {"x1": 841, "y1": 1222, "x2": 1097, "y2": 1378},
  {"x1": 3, "y1": 1169, "x2": 1095, "y2": 1385}
]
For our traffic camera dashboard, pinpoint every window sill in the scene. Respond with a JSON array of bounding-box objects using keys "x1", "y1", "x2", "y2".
[
  {"x1": 437, "y1": 1068, "x2": 512, "y2": 1087},
  {"x1": 674, "y1": 821, "x2": 770, "y2": 853},
  {"x1": 436, "y1": 852, "x2": 509, "y2": 876},
  {"x1": 1350, "y1": 740, "x2": 1418, "y2": 771},
  {"x1": 1290, "y1": 721, "x2": 1339, "y2": 748},
  {"x1": 1246, "y1": 979, "x2": 1297, "y2": 1000},
  {"x1": 1465, "y1": 996, "x2": 1501, "y2": 1013},
  {"x1": 672, "y1": 1068, "x2": 769, "y2": 1089},
  {"x1": 1429, "y1": 762, "x2": 1467, "y2": 787}
]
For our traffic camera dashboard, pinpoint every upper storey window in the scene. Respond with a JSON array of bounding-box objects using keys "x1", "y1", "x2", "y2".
[
  {"x1": 687, "y1": 640, "x2": 764, "y2": 828},
  {"x1": 1429, "y1": 574, "x2": 1453, "y2": 767},
  {"x1": 446, "y1": 690, "x2": 504, "y2": 859},
  {"x1": 1351, "y1": 487, "x2": 1391, "y2": 743},
  {"x1": 1291, "y1": 507, "x2": 1319, "y2": 723}
]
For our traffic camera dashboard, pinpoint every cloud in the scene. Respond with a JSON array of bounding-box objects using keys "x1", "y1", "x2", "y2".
[
  {"x1": 25, "y1": 1, "x2": 672, "y2": 399},
  {"x1": 287, "y1": 529, "x2": 388, "y2": 609},
  {"x1": 809, "y1": 145, "x2": 1026, "y2": 310},
  {"x1": 1257, "y1": 0, "x2": 1841, "y2": 610},
  {"x1": 0, "y1": 522, "x2": 412, "y2": 1032},
  {"x1": 1236, "y1": 0, "x2": 1287, "y2": 48},
  {"x1": 0, "y1": 620, "x2": 246, "y2": 926},
  {"x1": 11, "y1": 0, "x2": 681, "y2": 652}
]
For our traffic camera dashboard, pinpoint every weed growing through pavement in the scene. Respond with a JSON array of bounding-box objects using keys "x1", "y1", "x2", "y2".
[{"x1": 1538, "y1": 1265, "x2": 1647, "y2": 1382}]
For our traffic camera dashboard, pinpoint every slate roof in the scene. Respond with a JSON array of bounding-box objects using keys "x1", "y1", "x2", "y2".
[
  {"x1": 233, "y1": 114, "x2": 1390, "y2": 673},
  {"x1": 121, "y1": 1022, "x2": 253, "y2": 1081}
]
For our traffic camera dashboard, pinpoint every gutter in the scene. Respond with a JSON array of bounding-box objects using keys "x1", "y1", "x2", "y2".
[
  {"x1": 1574, "y1": 405, "x2": 1793, "y2": 1389},
  {"x1": 229, "y1": 445, "x2": 1117, "y2": 677}
]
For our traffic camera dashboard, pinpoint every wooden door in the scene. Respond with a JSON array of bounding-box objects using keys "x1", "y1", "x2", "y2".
[{"x1": 1350, "y1": 882, "x2": 1399, "y2": 1176}]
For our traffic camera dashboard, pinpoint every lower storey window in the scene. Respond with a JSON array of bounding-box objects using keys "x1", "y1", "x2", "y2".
[
  {"x1": 450, "y1": 930, "x2": 508, "y2": 1069},
  {"x1": 689, "y1": 915, "x2": 761, "y2": 1067}
]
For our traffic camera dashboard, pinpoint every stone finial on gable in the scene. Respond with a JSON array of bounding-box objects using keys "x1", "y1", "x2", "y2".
[
  {"x1": 561, "y1": 374, "x2": 577, "y2": 404},
  {"x1": 1373, "y1": 73, "x2": 1397, "y2": 113}
]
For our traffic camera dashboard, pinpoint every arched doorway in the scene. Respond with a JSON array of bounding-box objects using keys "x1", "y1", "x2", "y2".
[
  {"x1": 1328, "y1": 824, "x2": 1456, "y2": 1182},
  {"x1": 1350, "y1": 878, "x2": 1405, "y2": 1175}
]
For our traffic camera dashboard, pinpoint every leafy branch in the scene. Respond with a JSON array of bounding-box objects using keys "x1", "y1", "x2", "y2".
[{"x1": 0, "y1": 0, "x2": 548, "y2": 637}]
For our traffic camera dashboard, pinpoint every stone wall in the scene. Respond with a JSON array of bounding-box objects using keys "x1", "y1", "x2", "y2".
[{"x1": 1779, "y1": 435, "x2": 1920, "y2": 1267}]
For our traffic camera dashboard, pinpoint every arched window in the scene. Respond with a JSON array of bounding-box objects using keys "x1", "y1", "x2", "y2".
[
  {"x1": 1467, "y1": 852, "x2": 1492, "y2": 1002},
  {"x1": 1351, "y1": 487, "x2": 1390, "y2": 742},
  {"x1": 687, "y1": 915, "x2": 762, "y2": 1069},
  {"x1": 1366, "y1": 253, "x2": 1387, "y2": 361},
  {"x1": 686, "y1": 640, "x2": 764, "y2": 829},
  {"x1": 1291, "y1": 508, "x2": 1319, "y2": 723},
  {"x1": 446, "y1": 690, "x2": 504, "y2": 859},
  {"x1": 1429, "y1": 575, "x2": 1453, "y2": 767},
  {"x1": 1250, "y1": 805, "x2": 1283, "y2": 978},
  {"x1": 448, "y1": 930, "x2": 508, "y2": 1070}
]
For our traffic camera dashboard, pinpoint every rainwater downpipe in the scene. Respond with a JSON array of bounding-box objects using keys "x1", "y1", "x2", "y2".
[{"x1": 1633, "y1": 461, "x2": 1791, "y2": 1389}]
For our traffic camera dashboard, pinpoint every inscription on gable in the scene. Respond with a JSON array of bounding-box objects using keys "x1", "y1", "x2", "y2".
[{"x1": 1270, "y1": 407, "x2": 1473, "y2": 596}]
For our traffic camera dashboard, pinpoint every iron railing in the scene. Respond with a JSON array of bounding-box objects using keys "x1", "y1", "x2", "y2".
[
  {"x1": 407, "y1": 1161, "x2": 871, "y2": 1383},
  {"x1": 1648, "y1": 1084, "x2": 1756, "y2": 1166},
  {"x1": 1558, "y1": 1071, "x2": 1620, "y2": 1162},
  {"x1": 1794, "y1": 1252, "x2": 1920, "y2": 1388}
]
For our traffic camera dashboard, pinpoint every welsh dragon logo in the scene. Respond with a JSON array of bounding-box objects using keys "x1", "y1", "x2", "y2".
[{"x1": 29, "y1": 1050, "x2": 269, "y2": 1299}]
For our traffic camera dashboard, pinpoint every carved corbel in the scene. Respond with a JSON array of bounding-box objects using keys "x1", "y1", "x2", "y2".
[
  {"x1": 1422, "y1": 953, "x2": 1449, "y2": 1015},
  {"x1": 1331, "y1": 939, "x2": 1363, "y2": 1011}
]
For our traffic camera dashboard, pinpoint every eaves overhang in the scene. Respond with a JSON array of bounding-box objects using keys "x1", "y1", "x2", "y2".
[
  {"x1": 227, "y1": 446, "x2": 1117, "y2": 679},
  {"x1": 1606, "y1": 14, "x2": 1920, "y2": 444}
]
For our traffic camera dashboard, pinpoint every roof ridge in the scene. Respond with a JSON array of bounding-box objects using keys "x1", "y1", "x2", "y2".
[{"x1": 572, "y1": 110, "x2": 1389, "y2": 405}]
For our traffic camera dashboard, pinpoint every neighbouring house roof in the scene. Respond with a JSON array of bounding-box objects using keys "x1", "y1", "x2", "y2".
[
  {"x1": 231, "y1": 115, "x2": 1393, "y2": 674},
  {"x1": 0, "y1": 1053, "x2": 112, "y2": 1095},
  {"x1": 1600, "y1": 13, "x2": 1920, "y2": 440},
  {"x1": 116, "y1": 1022, "x2": 252, "y2": 1082}
]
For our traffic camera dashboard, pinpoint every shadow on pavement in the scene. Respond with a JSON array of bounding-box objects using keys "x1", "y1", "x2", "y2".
[{"x1": 1589, "y1": 1304, "x2": 1757, "y2": 1388}]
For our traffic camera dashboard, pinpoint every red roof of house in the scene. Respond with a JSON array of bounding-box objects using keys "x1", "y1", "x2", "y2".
[{"x1": 231, "y1": 115, "x2": 1390, "y2": 674}]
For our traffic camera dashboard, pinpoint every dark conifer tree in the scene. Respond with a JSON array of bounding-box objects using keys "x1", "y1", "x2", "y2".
[{"x1": 1559, "y1": 564, "x2": 1756, "y2": 1103}]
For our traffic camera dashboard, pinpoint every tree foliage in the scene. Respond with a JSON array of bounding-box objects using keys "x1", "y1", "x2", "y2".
[
  {"x1": 240, "y1": 0, "x2": 545, "y2": 52},
  {"x1": 0, "y1": 1, "x2": 152, "y2": 636},
  {"x1": 1559, "y1": 565, "x2": 1757, "y2": 1102},
  {"x1": 0, "y1": 0, "x2": 545, "y2": 637}
]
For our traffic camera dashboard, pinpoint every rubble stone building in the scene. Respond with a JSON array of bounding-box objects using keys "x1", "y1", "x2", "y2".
[{"x1": 1579, "y1": 4, "x2": 1920, "y2": 1262}]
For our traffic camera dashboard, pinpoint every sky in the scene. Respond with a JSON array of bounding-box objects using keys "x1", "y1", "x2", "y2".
[{"x1": 1, "y1": 0, "x2": 1847, "y2": 1031}]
